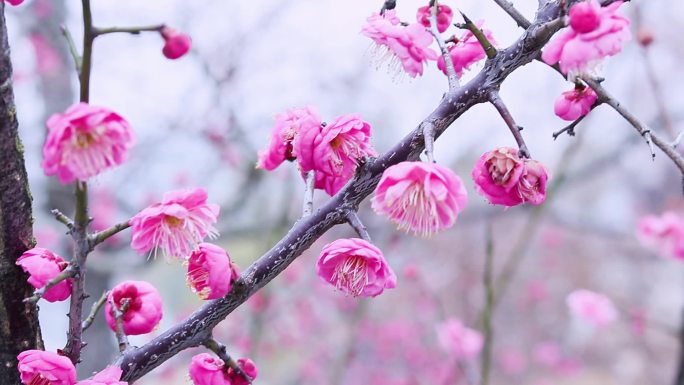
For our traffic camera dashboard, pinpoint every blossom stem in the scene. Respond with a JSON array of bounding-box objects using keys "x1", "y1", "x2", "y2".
[
  {"x1": 429, "y1": 1, "x2": 459, "y2": 91},
  {"x1": 59, "y1": 25, "x2": 82, "y2": 74},
  {"x1": 456, "y1": 12, "x2": 497, "y2": 59},
  {"x1": 345, "y1": 211, "x2": 371, "y2": 241},
  {"x1": 488, "y1": 91, "x2": 530, "y2": 158},
  {"x1": 302, "y1": 171, "x2": 315, "y2": 217},
  {"x1": 202, "y1": 337, "x2": 252, "y2": 384},
  {"x1": 79, "y1": 0, "x2": 94, "y2": 103},
  {"x1": 93, "y1": 24, "x2": 164, "y2": 37},
  {"x1": 23, "y1": 266, "x2": 77, "y2": 304},
  {"x1": 81, "y1": 290, "x2": 109, "y2": 331},
  {"x1": 480, "y1": 223, "x2": 495, "y2": 385},
  {"x1": 51, "y1": 208, "x2": 74, "y2": 231},
  {"x1": 89, "y1": 220, "x2": 132, "y2": 247},
  {"x1": 109, "y1": 297, "x2": 130, "y2": 353}
]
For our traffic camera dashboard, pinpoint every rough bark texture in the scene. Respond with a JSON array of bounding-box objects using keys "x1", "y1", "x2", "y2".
[
  {"x1": 118, "y1": 2, "x2": 563, "y2": 382},
  {"x1": 0, "y1": 4, "x2": 43, "y2": 384}
]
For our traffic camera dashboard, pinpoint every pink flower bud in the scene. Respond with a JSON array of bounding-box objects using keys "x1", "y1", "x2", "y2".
[
  {"x1": 186, "y1": 243, "x2": 240, "y2": 300},
  {"x1": 130, "y1": 187, "x2": 219, "y2": 260},
  {"x1": 436, "y1": 318, "x2": 483, "y2": 360},
  {"x1": 17, "y1": 350, "x2": 76, "y2": 385},
  {"x1": 227, "y1": 358, "x2": 258, "y2": 385},
  {"x1": 105, "y1": 280, "x2": 163, "y2": 335},
  {"x1": 42, "y1": 103, "x2": 135, "y2": 184},
  {"x1": 316, "y1": 238, "x2": 396, "y2": 297},
  {"x1": 76, "y1": 366, "x2": 126, "y2": 385},
  {"x1": 160, "y1": 27, "x2": 191, "y2": 60},
  {"x1": 188, "y1": 353, "x2": 228, "y2": 385},
  {"x1": 416, "y1": 5, "x2": 453, "y2": 33},
  {"x1": 566, "y1": 289, "x2": 618, "y2": 328},
  {"x1": 371, "y1": 161, "x2": 468, "y2": 237},
  {"x1": 553, "y1": 86, "x2": 597, "y2": 121},
  {"x1": 636, "y1": 27, "x2": 654, "y2": 47},
  {"x1": 568, "y1": 1, "x2": 601, "y2": 33},
  {"x1": 16, "y1": 248, "x2": 72, "y2": 302},
  {"x1": 472, "y1": 148, "x2": 550, "y2": 207},
  {"x1": 257, "y1": 106, "x2": 321, "y2": 171}
]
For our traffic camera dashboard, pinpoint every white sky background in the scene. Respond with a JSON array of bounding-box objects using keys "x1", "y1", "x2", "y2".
[{"x1": 5, "y1": 0, "x2": 684, "y2": 381}]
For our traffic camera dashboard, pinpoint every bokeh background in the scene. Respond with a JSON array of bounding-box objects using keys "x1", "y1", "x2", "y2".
[{"x1": 5, "y1": 0, "x2": 684, "y2": 384}]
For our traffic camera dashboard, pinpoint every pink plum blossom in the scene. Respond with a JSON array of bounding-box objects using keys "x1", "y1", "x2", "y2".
[
  {"x1": 4, "y1": 0, "x2": 24, "y2": 5},
  {"x1": 105, "y1": 280, "x2": 163, "y2": 335},
  {"x1": 257, "y1": 106, "x2": 321, "y2": 170},
  {"x1": 437, "y1": 22, "x2": 496, "y2": 77},
  {"x1": 307, "y1": 169, "x2": 351, "y2": 196},
  {"x1": 16, "y1": 248, "x2": 72, "y2": 302},
  {"x1": 227, "y1": 358, "x2": 258, "y2": 385},
  {"x1": 416, "y1": 5, "x2": 453, "y2": 33},
  {"x1": 130, "y1": 187, "x2": 219, "y2": 260},
  {"x1": 17, "y1": 350, "x2": 76, "y2": 385},
  {"x1": 542, "y1": 0, "x2": 631, "y2": 78},
  {"x1": 76, "y1": 366, "x2": 127, "y2": 385},
  {"x1": 436, "y1": 318, "x2": 483, "y2": 360},
  {"x1": 362, "y1": 12, "x2": 438, "y2": 78},
  {"x1": 186, "y1": 243, "x2": 240, "y2": 300},
  {"x1": 371, "y1": 161, "x2": 468, "y2": 237},
  {"x1": 472, "y1": 147, "x2": 549, "y2": 207},
  {"x1": 160, "y1": 27, "x2": 191, "y2": 59},
  {"x1": 554, "y1": 85, "x2": 598, "y2": 121},
  {"x1": 42, "y1": 103, "x2": 134, "y2": 184},
  {"x1": 316, "y1": 238, "x2": 397, "y2": 297},
  {"x1": 188, "y1": 353, "x2": 229, "y2": 385},
  {"x1": 566, "y1": 289, "x2": 619, "y2": 327},
  {"x1": 636, "y1": 211, "x2": 684, "y2": 260}
]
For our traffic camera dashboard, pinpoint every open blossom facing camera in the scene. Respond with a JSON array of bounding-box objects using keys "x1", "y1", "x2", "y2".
[
  {"x1": 566, "y1": 289, "x2": 618, "y2": 328},
  {"x1": 472, "y1": 147, "x2": 549, "y2": 207},
  {"x1": 105, "y1": 280, "x2": 163, "y2": 335},
  {"x1": 316, "y1": 238, "x2": 396, "y2": 297},
  {"x1": 554, "y1": 85, "x2": 597, "y2": 121},
  {"x1": 542, "y1": 0, "x2": 630, "y2": 78},
  {"x1": 16, "y1": 248, "x2": 72, "y2": 302},
  {"x1": 637, "y1": 212, "x2": 684, "y2": 260},
  {"x1": 362, "y1": 11, "x2": 438, "y2": 78},
  {"x1": 76, "y1": 366, "x2": 127, "y2": 385},
  {"x1": 17, "y1": 350, "x2": 76, "y2": 385},
  {"x1": 187, "y1": 243, "x2": 240, "y2": 300},
  {"x1": 416, "y1": 4, "x2": 453, "y2": 33},
  {"x1": 437, "y1": 22, "x2": 496, "y2": 77},
  {"x1": 130, "y1": 187, "x2": 219, "y2": 259},
  {"x1": 371, "y1": 161, "x2": 468, "y2": 237},
  {"x1": 436, "y1": 318, "x2": 484, "y2": 360},
  {"x1": 42, "y1": 103, "x2": 134, "y2": 184},
  {"x1": 160, "y1": 27, "x2": 191, "y2": 59},
  {"x1": 257, "y1": 106, "x2": 321, "y2": 170}
]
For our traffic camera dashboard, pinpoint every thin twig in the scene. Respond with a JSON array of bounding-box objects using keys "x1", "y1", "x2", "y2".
[
  {"x1": 552, "y1": 114, "x2": 589, "y2": 140},
  {"x1": 428, "y1": 2, "x2": 459, "y2": 90},
  {"x1": 422, "y1": 121, "x2": 436, "y2": 163},
  {"x1": 491, "y1": 0, "x2": 531, "y2": 29},
  {"x1": 93, "y1": 24, "x2": 164, "y2": 37},
  {"x1": 89, "y1": 220, "x2": 131, "y2": 247},
  {"x1": 24, "y1": 266, "x2": 77, "y2": 303},
  {"x1": 59, "y1": 25, "x2": 81, "y2": 73},
  {"x1": 302, "y1": 171, "x2": 315, "y2": 217},
  {"x1": 456, "y1": 12, "x2": 497, "y2": 59},
  {"x1": 51, "y1": 208, "x2": 74, "y2": 231},
  {"x1": 345, "y1": 211, "x2": 371, "y2": 241},
  {"x1": 109, "y1": 297, "x2": 130, "y2": 353},
  {"x1": 82, "y1": 290, "x2": 109, "y2": 331},
  {"x1": 203, "y1": 337, "x2": 253, "y2": 384},
  {"x1": 488, "y1": 91, "x2": 529, "y2": 158}
]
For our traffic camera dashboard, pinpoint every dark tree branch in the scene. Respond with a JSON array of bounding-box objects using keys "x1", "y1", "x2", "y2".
[
  {"x1": 0, "y1": 4, "x2": 43, "y2": 384},
  {"x1": 488, "y1": 91, "x2": 529, "y2": 158},
  {"x1": 118, "y1": 2, "x2": 568, "y2": 382}
]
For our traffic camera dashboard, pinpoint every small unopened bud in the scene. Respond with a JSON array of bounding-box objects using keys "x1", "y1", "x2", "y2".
[{"x1": 637, "y1": 27, "x2": 655, "y2": 47}]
